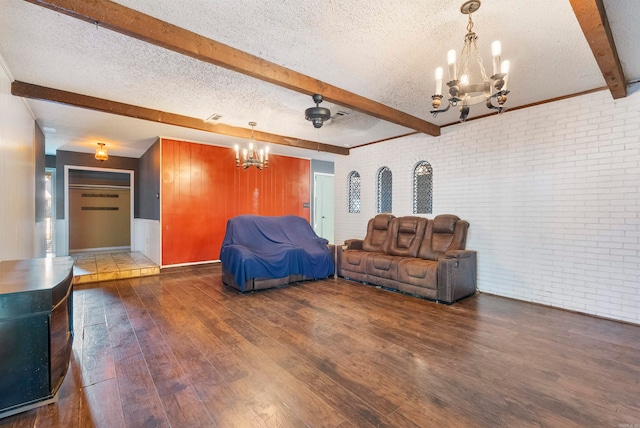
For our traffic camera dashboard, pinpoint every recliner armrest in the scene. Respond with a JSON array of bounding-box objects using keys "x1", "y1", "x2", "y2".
[
  {"x1": 445, "y1": 250, "x2": 474, "y2": 259},
  {"x1": 337, "y1": 239, "x2": 363, "y2": 278},
  {"x1": 343, "y1": 239, "x2": 363, "y2": 250},
  {"x1": 437, "y1": 251, "x2": 477, "y2": 304}
]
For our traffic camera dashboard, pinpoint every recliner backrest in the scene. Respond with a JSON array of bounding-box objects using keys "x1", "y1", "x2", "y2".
[
  {"x1": 418, "y1": 214, "x2": 469, "y2": 261},
  {"x1": 362, "y1": 214, "x2": 395, "y2": 253},
  {"x1": 389, "y1": 216, "x2": 427, "y2": 257}
]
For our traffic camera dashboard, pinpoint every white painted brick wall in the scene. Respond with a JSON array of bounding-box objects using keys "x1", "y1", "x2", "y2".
[{"x1": 334, "y1": 86, "x2": 640, "y2": 324}]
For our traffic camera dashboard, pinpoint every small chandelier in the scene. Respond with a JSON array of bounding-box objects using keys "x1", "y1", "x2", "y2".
[
  {"x1": 95, "y1": 143, "x2": 108, "y2": 161},
  {"x1": 430, "y1": 0, "x2": 510, "y2": 122},
  {"x1": 234, "y1": 122, "x2": 269, "y2": 170}
]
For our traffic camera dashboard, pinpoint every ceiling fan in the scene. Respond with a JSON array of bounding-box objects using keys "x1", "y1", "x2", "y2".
[{"x1": 305, "y1": 94, "x2": 331, "y2": 128}]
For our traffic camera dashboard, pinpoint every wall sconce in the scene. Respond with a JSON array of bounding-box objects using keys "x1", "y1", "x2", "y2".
[{"x1": 95, "y1": 143, "x2": 108, "y2": 162}]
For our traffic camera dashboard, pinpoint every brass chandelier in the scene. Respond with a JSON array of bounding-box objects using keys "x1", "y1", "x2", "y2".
[
  {"x1": 234, "y1": 122, "x2": 269, "y2": 170},
  {"x1": 430, "y1": 0, "x2": 510, "y2": 122}
]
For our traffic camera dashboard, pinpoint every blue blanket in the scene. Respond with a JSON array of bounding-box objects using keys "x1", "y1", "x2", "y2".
[{"x1": 220, "y1": 215, "x2": 334, "y2": 291}]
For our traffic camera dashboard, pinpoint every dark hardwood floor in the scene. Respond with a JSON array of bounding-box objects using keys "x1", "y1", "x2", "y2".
[{"x1": 2, "y1": 264, "x2": 639, "y2": 427}]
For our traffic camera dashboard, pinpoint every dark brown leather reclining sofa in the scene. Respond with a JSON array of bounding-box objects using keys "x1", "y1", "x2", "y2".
[{"x1": 337, "y1": 214, "x2": 477, "y2": 303}]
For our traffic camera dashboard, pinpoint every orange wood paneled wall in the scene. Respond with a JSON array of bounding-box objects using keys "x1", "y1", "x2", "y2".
[{"x1": 161, "y1": 138, "x2": 310, "y2": 265}]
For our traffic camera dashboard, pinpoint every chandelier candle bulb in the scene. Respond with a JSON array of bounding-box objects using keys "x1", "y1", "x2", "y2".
[
  {"x1": 234, "y1": 145, "x2": 240, "y2": 161},
  {"x1": 242, "y1": 148, "x2": 247, "y2": 161},
  {"x1": 501, "y1": 60, "x2": 510, "y2": 91},
  {"x1": 435, "y1": 67, "x2": 443, "y2": 95},
  {"x1": 491, "y1": 40, "x2": 502, "y2": 76},
  {"x1": 447, "y1": 50, "x2": 457, "y2": 80},
  {"x1": 265, "y1": 146, "x2": 269, "y2": 161}
]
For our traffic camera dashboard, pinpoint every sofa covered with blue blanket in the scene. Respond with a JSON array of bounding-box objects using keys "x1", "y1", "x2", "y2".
[{"x1": 220, "y1": 215, "x2": 335, "y2": 292}]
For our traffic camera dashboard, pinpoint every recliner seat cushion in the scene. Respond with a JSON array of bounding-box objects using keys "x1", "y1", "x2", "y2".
[
  {"x1": 396, "y1": 258, "x2": 438, "y2": 289},
  {"x1": 366, "y1": 253, "x2": 400, "y2": 280},
  {"x1": 342, "y1": 250, "x2": 371, "y2": 274}
]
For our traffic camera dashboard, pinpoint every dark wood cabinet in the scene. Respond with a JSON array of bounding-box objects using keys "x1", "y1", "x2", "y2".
[{"x1": 0, "y1": 257, "x2": 74, "y2": 419}]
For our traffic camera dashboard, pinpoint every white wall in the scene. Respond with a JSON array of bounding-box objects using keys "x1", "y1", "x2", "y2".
[
  {"x1": 133, "y1": 218, "x2": 161, "y2": 266},
  {"x1": 0, "y1": 60, "x2": 36, "y2": 261},
  {"x1": 335, "y1": 86, "x2": 640, "y2": 324}
]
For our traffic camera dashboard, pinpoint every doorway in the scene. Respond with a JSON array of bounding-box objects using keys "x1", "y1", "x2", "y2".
[
  {"x1": 63, "y1": 166, "x2": 134, "y2": 255},
  {"x1": 45, "y1": 169, "x2": 55, "y2": 256},
  {"x1": 314, "y1": 173, "x2": 334, "y2": 243}
]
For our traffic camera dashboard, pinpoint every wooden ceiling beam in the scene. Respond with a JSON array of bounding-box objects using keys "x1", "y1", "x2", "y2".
[
  {"x1": 569, "y1": 0, "x2": 626, "y2": 99},
  {"x1": 24, "y1": 0, "x2": 441, "y2": 137},
  {"x1": 12, "y1": 81, "x2": 349, "y2": 155}
]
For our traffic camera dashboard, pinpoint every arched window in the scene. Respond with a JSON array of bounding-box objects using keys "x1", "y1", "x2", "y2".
[
  {"x1": 348, "y1": 171, "x2": 361, "y2": 213},
  {"x1": 376, "y1": 166, "x2": 392, "y2": 213},
  {"x1": 413, "y1": 161, "x2": 433, "y2": 214}
]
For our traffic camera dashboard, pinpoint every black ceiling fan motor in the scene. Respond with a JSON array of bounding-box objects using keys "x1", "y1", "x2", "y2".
[{"x1": 305, "y1": 94, "x2": 331, "y2": 128}]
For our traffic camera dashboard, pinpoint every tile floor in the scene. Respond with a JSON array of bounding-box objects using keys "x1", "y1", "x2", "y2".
[{"x1": 72, "y1": 251, "x2": 160, "y2": 285}]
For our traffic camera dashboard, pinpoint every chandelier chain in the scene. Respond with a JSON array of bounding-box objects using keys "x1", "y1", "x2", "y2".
[
  {"x1": 461, "y1": 40, "x2": 471, "y2": 84},
  {"x1": 472, "y1": 37, "x2": 488, "y2": 82}
]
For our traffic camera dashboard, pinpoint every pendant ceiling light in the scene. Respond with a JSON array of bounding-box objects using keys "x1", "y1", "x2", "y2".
[
  {"x1": 234, "y1": 122, "x2": 269, "y2": 170},
  {"x1": 430, "y1": 0, "x2": 510, "y2": 122},
  {"x1": 95, "y1": 143, "x2": 108, "y2": 162},
  {"x1": 305, "y1": 94, "x2": 331, "y2": 129}
]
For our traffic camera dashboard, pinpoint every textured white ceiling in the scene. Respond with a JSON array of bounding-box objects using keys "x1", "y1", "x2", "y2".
[
  {"x1": 602, "y1": 0, "x2": 640, "y2": 84},
  {"x1": 1, "y1": 0, "x2": 638, "y2": 159}
]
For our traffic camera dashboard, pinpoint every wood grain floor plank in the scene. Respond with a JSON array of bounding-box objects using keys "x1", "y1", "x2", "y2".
[
  {"x1": 79, "y1": 378, "x2": 125, "y2": 428},
  {"x1": 304, "y1": 280, "x2": 635, "y2": 420},
  {"x1": 218, "y1": 282, "x2": 553, "y2": 425},
  {"x1": 81, "y1": 286, "x2": 108, "y2": 327},
  {"x1": 214, "y1": 293, "x2": 405, "y2": 416},
  {"x1": 236, "y1": 346, "x2": 346, "y2": 427},
  {"x1": 32, "y1": 354, "x2": 83, "y2": 428},
  {"x1": 148, "y1": 278, "x2": 282, "y2": 427},
  {"x1": 116, "y1": 280, "x2": 216, "y2": 428},
  {"x1": 2, "y1": 264, "x2": 639, "y2": 428},
  {"x1": 227, "y1": 376, "x2": 312, "y2": 428},
  {"x1": 388, "y1": 400, "x2": 477, "y2": 428},
  {"x1": 71, "y1": 287, "x2": 85, "y2": 352},
  {"x1": 0, "y1": 410, "x2": 36, "y2": 428},
  {"x1": 179, "y1": 281, "x2": 348, "y2": 426},
  {"x1": 287, "y1": 361, "x2": 398, "y2": 428},
  {"x1": 219, "y1": 313, "x2": 305, "y2": 371},
  {"x1": 101, "y1": 282, "x2": 171, "y2": 428},
  {"x1": 80, "y1": 322, "x2": 116, "y2": 387},
  {"x1": 171, "y1": 282, "x2": 252, "y2": 384},
  {"x1": 184, "y1": 277, "x2": 401, "y2": 424}
]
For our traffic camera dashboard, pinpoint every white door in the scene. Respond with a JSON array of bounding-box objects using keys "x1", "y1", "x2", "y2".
[{"x1": 314, "y1": 173, "x2": 334, "y2": 243}]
